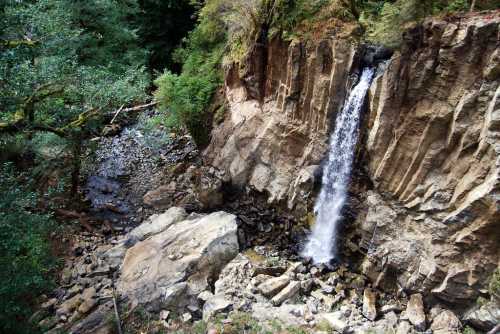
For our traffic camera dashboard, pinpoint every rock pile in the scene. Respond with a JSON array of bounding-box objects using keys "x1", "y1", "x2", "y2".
[{"x1": 34, "y1": 208, "x2": 239, "y2": 334}]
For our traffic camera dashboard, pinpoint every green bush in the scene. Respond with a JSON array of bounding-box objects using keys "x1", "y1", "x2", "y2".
[
  {"x1": 359, "y1": 0, "x2": 500, "y2": 48},
  {"x1": 0, "y1": 162, "x2": 57, "y2": 334},
  {"x1": 489, "y1": 268, "x2": 500, "y2": 298},
  {"x1": 154, "y1": 0, "x2": 226, "y2": 147}
]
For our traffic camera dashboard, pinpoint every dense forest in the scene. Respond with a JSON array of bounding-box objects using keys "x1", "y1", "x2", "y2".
[{"x1": 0, "y1": 0, "x2": 498, "y2": 333}]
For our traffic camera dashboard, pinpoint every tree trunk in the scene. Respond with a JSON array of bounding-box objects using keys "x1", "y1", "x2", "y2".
[
  {"x1": 470, "y1": 0, "x2": 476, "y2": 12},
  {"x1": 71, "y1": 137, "x2": 82, "y2": 197}
]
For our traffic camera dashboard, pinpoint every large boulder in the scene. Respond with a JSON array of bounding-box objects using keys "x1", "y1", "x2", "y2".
[{"x1": 117, "y1": 210, "x2": 239, "y2": 312}]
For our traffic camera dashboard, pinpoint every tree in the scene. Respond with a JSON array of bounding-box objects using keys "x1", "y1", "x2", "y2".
[{"x1": 0, "y1": 0, "x2": 148, "y2": 194}]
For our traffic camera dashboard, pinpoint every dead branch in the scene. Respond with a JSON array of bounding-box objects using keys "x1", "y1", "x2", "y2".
[{"x1": 110, "y1": 104, "x2": 124, "y2": 124}]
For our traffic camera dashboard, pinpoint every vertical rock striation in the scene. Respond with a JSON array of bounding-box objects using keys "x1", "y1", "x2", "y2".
[
  {"x1": 204, "y1": 36, "x2": 361, "y2": 215},
  {"x1": 359, "y1": 13, "x2": 500, "y2": 305}
]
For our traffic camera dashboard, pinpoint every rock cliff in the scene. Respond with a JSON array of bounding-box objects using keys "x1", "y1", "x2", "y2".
[
  {"x1": 359, "y1": 13, "x2": 500, "y2": 306},
  {"x1": 206, "y1": 12, "x2": 500, "y2": 307},
  {"x1": 204, "y1": 34, "x2": 361, "y2": 216}
]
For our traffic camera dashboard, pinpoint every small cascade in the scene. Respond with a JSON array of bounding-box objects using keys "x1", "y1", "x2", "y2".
[{"x1": 303, "y1": 67, "x2": 375, "y2": 264}]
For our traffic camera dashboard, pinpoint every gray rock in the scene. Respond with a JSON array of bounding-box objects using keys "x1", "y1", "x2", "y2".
[
  {"x1": 182, "y1": 312, "x2": 192, "y2": 323},
  {"x1": 117, "y1": 211, "x2": 239, "y2": 312},
  {"x1": 320, "y1": 312, "x2": 348, "y2": 332},
  {"x1": 431, "y1": 309, "x2": 462, "y2": 334},
  {"x1": 271, "y1": 281, "x2": 301, "y2": 306},
  {"x1": 463, "y1": 299, "x2": 500, "y2": 331},
  {"x1": 129, "y1": 207, "x2": 187, "y2": 241},
  {"x1": 203, "y1": 294, "x2": 233, "y2": 321},
  {"x1": 258, "y1": 275, "x2": 291, "y2": 298},
  {"x1": 397, "y1": 320, "x2": 415, "y2": 334},
  {"x1": 251, "y1": 303, "x2": 307, "y2": 326}
]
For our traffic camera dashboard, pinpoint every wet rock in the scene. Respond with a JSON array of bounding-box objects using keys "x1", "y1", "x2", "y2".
[
  {"x1": 258, "y1": 275, "x2": 291, "y2": 298},
  {"x1": 406, "y1": 294, "x2": 426, "y2": 331},
  {"x1": 271, "y1": 281, "x2": 301, "y2": 306},
  {"x1": 203, "y1": 294, "x2": 233, "y2": 321},
  {"x1": 362, "y1": 288, "x2": 378, "y2": 321}
]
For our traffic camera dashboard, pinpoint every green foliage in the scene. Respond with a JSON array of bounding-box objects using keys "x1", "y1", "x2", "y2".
[
  {"x1": 358, "y1": 0, "x2": 500, "y2": 47},
  {"x1": 0, "y1": 162, "x2": 57, "y2": 334},
  {"x1": 154, "y1": 0, "x2": 226, "y2": 147},
  {"x1": 0, "y1": 0, "x2": 148, "y2": 137},
  {"x1": 489, "y1": 268, "x2": 500, "y2": 298},
  {"x1": 462, "y1": 326, "x2": 479, "y2": 334}
]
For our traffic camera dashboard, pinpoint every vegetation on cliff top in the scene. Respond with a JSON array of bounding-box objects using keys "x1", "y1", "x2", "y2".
[{"x1": 153, "y1": 0, "x2": 498, "y2": 146}]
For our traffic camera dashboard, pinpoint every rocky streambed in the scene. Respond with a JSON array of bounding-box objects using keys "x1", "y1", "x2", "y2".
[{"x1": 34, "y1": 204, "x2": 499, "y2": 334}]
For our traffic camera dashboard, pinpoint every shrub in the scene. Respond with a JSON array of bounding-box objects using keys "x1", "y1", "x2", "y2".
[
  {"x1": 0, "y1": 162, "x2": 57, "y2": 334},
  {"x1": 489, "y1": 268, "x2": 500, "y2": 298},
  {"x1": 359, "y1": 0, "x2": 500, "y2": 48},
  {"x1": 154, "y1": 0, "x2": 226, "y2": 147}
]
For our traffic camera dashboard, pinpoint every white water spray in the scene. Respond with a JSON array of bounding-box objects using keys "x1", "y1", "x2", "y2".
[{"x1": 303, "y1": 67, "x2": 375, "y2": 264}]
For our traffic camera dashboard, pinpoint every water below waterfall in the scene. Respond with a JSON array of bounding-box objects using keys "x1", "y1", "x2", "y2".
[{"x1": 303, "y1": 67, "x2": 375, "y2": 264}]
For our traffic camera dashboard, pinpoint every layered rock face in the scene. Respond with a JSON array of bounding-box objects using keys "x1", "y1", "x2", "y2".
[
  {"x1": 205, "y1": 36, "x2": 361, "y2": 215},
  {"x1": 359, "y1": 13, "x2": 500, "y2": 306},
  {"x1": 207, "y1": 12, "x2": 500, "y2": 307}
]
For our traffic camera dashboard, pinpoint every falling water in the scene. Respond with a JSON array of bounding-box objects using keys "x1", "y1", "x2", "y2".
[{"x1": 303, "y1": 67, "x2": 375, "y2": 264}]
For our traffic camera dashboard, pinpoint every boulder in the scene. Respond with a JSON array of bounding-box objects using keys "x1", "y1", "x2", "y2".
[
  {"x1": 258, "y1": 275, "x2": 291, "y2": 298},
  {"x1": 142, "y1": 182, "x2": 177, "y2": 209},
  {"x1": 362, "y1": 288, "x2": 378, "y2": 321},
  {"x1": 203, "y1": 294, "x2": 233, "y2": 321},
  {"x1": 118, "y1": 211, "x2": 239, "y2": 312},
  {"x1": 430, "y1": 309, "x2": 462, "y2": 334},
  {"x1": 271, "y1": 281, "x2": 301, "y2": 306},
  {"x1": 406, "y1": 294, "x2": 426, "y2": 331}
]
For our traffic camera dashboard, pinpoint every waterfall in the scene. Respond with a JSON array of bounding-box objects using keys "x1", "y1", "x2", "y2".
[{"x1": 303, "y1": 67, "x2": 375, "y2": 264}]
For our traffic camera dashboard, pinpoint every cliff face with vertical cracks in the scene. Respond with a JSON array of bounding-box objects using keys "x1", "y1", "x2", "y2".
[
  {"x1": 206, "y1": 12, "x2": 500, "y2": 307},
  {"x1": 358, "y1": 13, "x2": 500, "y2": 306},
  {"x1": 204, "y1": 33, "x2": 362, "y2": 216}
]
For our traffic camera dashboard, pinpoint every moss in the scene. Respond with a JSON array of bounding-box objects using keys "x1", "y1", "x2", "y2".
[
  {"x1": 315, "y1": 319, "x2": 334, "y2": 332},
  {"x1": 489, "y1": 268, "x2": 500, "y2": 298},
  {"x1": 462, "y1": 326, "x2": 479, "y2": 334}
]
